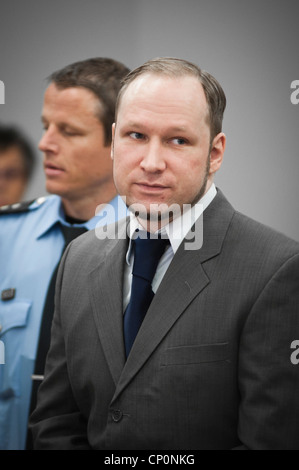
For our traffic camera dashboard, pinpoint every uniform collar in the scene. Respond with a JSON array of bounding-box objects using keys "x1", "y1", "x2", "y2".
[{"x1": 35, "y1": 195, "x2": 126, "y2": 240}]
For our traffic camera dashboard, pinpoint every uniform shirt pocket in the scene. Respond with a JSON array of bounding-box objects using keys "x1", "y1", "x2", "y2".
[
  {"x1": 161, "y1": 342, "x2": 230, "y2": 366},
  {"x1": 0, "y1": 300, "x2": 32, "y2": 398},
  {"x1": 0, "y1": 300, "x2": 31, "y2": 335}
]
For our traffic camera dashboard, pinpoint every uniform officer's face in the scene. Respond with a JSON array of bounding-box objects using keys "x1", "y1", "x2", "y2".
[
  {"x1": 39, "y1": 83, "x2": 113, "y2": 205},
  {"x1": 112, "y1": 74, "x2": 225, "y2": 228}
]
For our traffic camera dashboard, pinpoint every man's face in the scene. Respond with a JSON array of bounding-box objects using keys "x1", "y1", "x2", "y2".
[
  {"x1": 112, "y1": 74, "x2": 225, "y2": 225},
  {"x1": 39, "y1": 83, "x2": 113, "y2": 204},
  {"x1": 0, "y1": 146, "x2": 27, "y2": 206}
]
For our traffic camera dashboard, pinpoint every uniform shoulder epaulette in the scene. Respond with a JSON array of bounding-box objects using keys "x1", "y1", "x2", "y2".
[{"x1": 0, "y1": 197, "x2": 47, "y2": 215}]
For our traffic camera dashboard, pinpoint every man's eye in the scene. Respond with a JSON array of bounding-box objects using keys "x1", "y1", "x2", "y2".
[
  {"x1": 172, "y1": 138, "x2": 187, "y2": 145},
  {"x1": 63, "y1": 130, "x2": 79, "y2": 137},
  {"x1": 130, "y1": 132, "x2": 144, "y2": 140}
]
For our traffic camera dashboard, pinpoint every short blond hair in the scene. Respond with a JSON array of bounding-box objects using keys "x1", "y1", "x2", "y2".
[{"x1": 115, "y1": 57, "x2": 226, "y2": 141}]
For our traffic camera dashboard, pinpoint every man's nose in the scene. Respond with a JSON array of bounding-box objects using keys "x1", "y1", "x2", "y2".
[
  {"x1": 39, "y1": 126, "x2": 59, "y2": 153},
  {"x1": 140, "y1": 140, "x2": 166, "y2": 173}
]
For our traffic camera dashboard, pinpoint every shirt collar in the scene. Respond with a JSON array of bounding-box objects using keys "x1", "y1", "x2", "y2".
[
  {"x1": 35, "y1": 195, "x2": 126, "y2": 239},
  {"x1": 126, "y1": 183, "x2": 217, "y2": 265}
]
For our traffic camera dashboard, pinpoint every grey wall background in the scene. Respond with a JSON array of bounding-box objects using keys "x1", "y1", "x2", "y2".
[{"x1": 0, "y1": 0, "x2": 298, "y2": 241}]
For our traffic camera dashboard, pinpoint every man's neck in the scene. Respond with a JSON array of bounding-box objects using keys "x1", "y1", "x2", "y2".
[
  {"x1": 64, "y1": 213, "x2": 87, "y2": 225},
  {"x1": 61, "y1": 186, "x2": 117, "y2": 221}
]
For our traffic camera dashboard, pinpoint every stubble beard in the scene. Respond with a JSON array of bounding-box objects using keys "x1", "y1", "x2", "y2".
[{"x1": 129, "y1": 154, "x2": 211, "y2": 227}]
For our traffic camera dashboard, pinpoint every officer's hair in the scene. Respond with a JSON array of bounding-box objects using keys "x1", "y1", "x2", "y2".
[
  {"x1": 48, "y1": 58, "x2": 130, "y2": 146},
  {"x1": 115, "y1": 57, "x2": 226, "y2": 142},
  {"x1": 0, "y1": 125, "x2": 36, "y2": 179}
]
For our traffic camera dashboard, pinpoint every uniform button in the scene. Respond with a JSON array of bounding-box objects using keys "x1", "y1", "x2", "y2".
[{"x1": 112, "y1": 409, "x2": 123, "y2": 422}]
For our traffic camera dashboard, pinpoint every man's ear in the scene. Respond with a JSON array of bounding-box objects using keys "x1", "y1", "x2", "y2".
[
  {"x1": 209, "y1": 132, "x2": 226, "y2": 175},
  {"x1": 111, "y1": 123, "x2": 116, "y2": 160}
]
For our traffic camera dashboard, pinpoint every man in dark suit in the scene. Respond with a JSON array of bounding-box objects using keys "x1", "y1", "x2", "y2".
[{"x1": 30, "y1": 57, "x2": 299, "y2": 450}]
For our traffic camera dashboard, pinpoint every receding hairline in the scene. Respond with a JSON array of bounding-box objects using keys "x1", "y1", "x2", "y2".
[
  {"x1": 115, "y1": 71, "x2": 211, "y2": 131},
  {"x1": 116, "y1": 65, "x2": 203, "y2": 112},
  {"x1": 114, "y1": 57, "x2": 226, "y2": 142}
]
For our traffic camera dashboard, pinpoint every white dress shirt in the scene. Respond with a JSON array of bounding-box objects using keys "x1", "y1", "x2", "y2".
[{"x1": 123, "y1": 184, "x2": 217, "y2": 311}]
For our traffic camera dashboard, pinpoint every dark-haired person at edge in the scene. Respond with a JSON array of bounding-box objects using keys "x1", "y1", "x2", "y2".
[{"x1": 0, "y1": 125, "x2": 36, "y2": 207}]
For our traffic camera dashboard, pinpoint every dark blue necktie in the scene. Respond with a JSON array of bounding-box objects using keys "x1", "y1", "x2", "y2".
[{"x1": 124, "y1": 232, "x2": 169, "y2": 357}]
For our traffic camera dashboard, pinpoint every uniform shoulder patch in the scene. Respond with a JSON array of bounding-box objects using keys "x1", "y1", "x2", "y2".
[{"x1": 0, "y1": 197, "x2": 47, "y2": 215}]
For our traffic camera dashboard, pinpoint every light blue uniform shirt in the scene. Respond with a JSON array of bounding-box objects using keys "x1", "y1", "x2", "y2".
[{"x1": 0, "y1": 194, "x2": 127, "y2": 450}]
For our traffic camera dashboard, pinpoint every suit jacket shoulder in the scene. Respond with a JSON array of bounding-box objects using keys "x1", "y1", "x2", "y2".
[{"x1": 229, "y1": 208, "x2": 299, "y2": 266}]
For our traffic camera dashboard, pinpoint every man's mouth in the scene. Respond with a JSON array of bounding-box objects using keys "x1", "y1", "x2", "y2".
[
  {"x1": 135, "y1": 182, "x2": 169, "y2": 193},
  {"x1": 44, "y1": 162, "x2": 65, "y2": 177}
]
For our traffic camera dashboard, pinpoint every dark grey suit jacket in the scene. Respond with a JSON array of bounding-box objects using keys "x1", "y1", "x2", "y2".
[{"x1": 30, "y1": 190, "x2": 299, "y2": 449}]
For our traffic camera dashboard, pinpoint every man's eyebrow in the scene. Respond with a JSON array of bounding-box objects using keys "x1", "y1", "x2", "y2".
[
  {"x1": 122, "y1": 121, "x2": 188, "y2": 133},
  {"x1": 40, "y1": 117, "x2": 80, "y2": 130},
  {"x1": 167, "y1": 126, "x2": 188, "y2": 133},
  {"x1": 123, "y1": 121, "x2": 143, "y2": 129}
]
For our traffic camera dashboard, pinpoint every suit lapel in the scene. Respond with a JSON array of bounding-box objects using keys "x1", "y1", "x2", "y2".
[
  {"x1": 113, "y1": 189, "x2": 235, "y2": 399},
  {"x1": 87, "y1": 220, "x2": 128, "y2": 386},
  {"x1": 114, "y1": 248, "x2": 209, "y2": 398}
]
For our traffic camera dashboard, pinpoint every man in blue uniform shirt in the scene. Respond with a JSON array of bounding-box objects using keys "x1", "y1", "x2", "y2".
[{"x1": 0, "y1": 57, "x2": 130, "y2": 450}]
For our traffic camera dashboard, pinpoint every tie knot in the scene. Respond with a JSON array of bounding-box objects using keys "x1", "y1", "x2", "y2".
[{"x1": 132, "y1": 231, "x2": 170, "y2": 283}]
